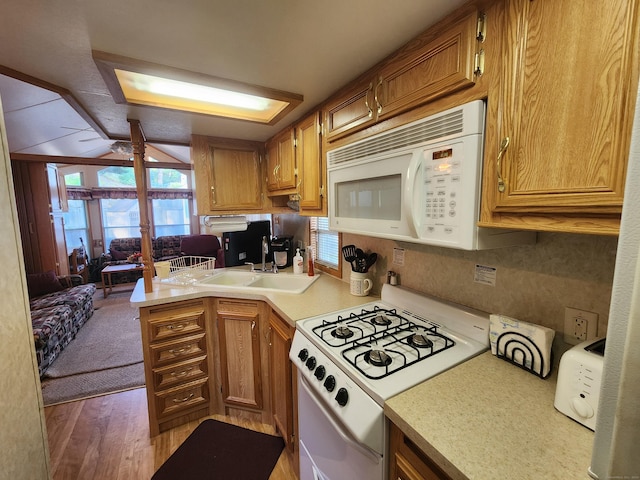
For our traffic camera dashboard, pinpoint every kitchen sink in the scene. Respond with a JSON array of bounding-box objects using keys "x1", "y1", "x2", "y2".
[{"x1": 196, "y1": 269, "x2": 319, "y2": 294}]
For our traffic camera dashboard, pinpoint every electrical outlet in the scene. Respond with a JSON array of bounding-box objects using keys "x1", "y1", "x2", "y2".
[{"x1": 564, "y1": 307, "x2": 598, "y2": 345}]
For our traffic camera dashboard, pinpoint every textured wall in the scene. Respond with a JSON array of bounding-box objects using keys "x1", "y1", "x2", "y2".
[
  {"x1": 0, "y1": 99, "x2": 50, "y2": 479},
  {"x1": 342, "y1": 231, "x2": 617, "y2": 337}
]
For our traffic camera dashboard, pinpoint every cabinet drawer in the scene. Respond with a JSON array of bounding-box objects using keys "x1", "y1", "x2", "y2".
[
  {"x1": 149, "y1": 332, "x2": 207, "y2": 367},
  {"x1": 148, "y1": 305, "x2": 206, "y2": 343},
  {"x1": 152, "y1": 354, "x2": 208, "y2": 391},
  {"x1": 154, "y1": 377, "x2": 209, "y2": 419}
]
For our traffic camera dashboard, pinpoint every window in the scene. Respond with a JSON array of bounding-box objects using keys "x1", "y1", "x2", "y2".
[
  {"x1": 62, "y1": 173, "x2": 90, "y2": 255},
  {"x1": 152, "y1": 198, "x2": 190, "y2": 236},
  {"x1": 97, "y1": 166, "x2": 135, "y2": 187},
  {"x1": 62, "y1": 199, "x2": 90, "y2": 253},
  {"x1": 310, "y1": 216, "x2": 341, "y2": 277},
  {"x1": 149, "y1": 168, "x2": 188, "y2": 189},
  {"x1": 100, "y1": 198, "x2": 140, "y2": 247}
]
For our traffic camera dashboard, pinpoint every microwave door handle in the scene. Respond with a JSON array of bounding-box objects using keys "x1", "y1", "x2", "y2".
[{"x1": 404, "y1": 153, "x2": 422, "y2": 238}]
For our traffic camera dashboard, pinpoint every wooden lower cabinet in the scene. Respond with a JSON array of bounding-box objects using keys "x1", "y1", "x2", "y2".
[
  {"x1": 269, "y1": 310, "x2": 297, "y2": 454},
  {"x1": 140, "y1": 294, "x2": 299, "y2": 475},
  {"x1": 139, "y1": 298, "x2": 211, "y2": 437},
  {"x1": 216, "y1": 298, "x2": 264, "y2": 411},
  {"x1": 389, "y1": 422, "x2": 452, "y2": 480}
]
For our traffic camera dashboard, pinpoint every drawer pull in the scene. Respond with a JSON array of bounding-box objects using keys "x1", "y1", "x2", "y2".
[
  {"x1": 172, "y1": 393, "x2": 195, "y2": 404},
  {"x1": 166, "y1": 322, "x2": 187, "y2": 331},
  {"x1": 171, "y1": 367, "x2": 194, "y2": 378},
  {"x1": 496, "y1": 136, "x2": 510, "y2": 193},
  {"x1": 169, "y1": 345, "x2": 194, "y2": 356}
]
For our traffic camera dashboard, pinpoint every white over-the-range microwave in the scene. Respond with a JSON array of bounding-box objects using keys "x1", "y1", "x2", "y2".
[{"x1": 327, "y1": 100, "x2": 536, "y2": 250}]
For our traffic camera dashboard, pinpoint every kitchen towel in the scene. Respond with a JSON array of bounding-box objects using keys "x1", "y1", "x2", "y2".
[{"x1": 489, "y1": 314, "x2": 555, "y2": 378}]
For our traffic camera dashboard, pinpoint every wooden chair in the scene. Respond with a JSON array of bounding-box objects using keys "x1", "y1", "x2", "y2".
[{"x1": 69, "y1": 246, "x2": 89, "y2": 284}]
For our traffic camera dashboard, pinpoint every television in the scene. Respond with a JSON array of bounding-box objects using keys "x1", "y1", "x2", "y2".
[{"x1": 222, "y1": 220, "x2": 271, "y2": 267}]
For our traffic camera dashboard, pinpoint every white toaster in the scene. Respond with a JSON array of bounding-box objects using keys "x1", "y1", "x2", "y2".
[{"x1": 554, "y1": 338, "x2": 605, "y2": 430}]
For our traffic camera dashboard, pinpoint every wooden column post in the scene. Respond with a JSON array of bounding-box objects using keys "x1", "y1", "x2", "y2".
[{"x1": 129, "y1": 119, "x2": 154, "y2": 293}]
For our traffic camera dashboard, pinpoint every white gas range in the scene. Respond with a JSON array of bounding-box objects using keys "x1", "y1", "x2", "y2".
[{"x1": 290, "y1": 284, "x2": 490, "y2": 480}]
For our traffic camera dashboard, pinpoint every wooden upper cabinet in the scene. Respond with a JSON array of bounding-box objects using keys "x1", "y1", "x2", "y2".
[
  {"x1": 191, "y1": 135, "x2": 265, "y2": 214},
  {"x1": 266, "y1": 127, "x2": 297, "y2": 195},
  {"x1": 375, "y1": 11, "x2": 479, "y2": 123},
  {"x1": 480, "y1": 0, "x2": 639, "y2": 234},
  {"x1": 296, "y1": 111, "x2": 324, "y2": 214},
  {"x1": 324, "y1": 8, "x2": 482, "y2": 142}
]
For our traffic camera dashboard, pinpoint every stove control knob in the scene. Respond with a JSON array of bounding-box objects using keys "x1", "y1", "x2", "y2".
[
  {"x1": 297, "y1": 349, "x2": 309, "y2": 362},
  {"x1": 314, "y1": 365, "x2": 326, "y2": 381},
  {"x1": 305, "y1": 356, "x2": 317, "y2": 370},
  {"x1": 323, "y1": 375, "x2": 336, "y2": 392},
  {"x1": 335, "y1": 387, "x2": 349, "y2": 407}
]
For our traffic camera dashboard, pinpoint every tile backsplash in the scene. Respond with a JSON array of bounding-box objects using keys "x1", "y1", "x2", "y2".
[{"x1": 342, "y1": 232, "x2": 618, "y2": 337}]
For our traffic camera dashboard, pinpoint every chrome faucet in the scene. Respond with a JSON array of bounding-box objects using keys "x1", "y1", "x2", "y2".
[
  {"x1": 261, "y1": 236, "x2": 269, "y2": 271},
  {"x1": 259, "y1": 236, "x2": 278, "y2": 273}
]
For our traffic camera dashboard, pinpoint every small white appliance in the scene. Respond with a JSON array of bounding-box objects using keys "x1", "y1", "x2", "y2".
[
  {"x1": 290, "y1": 284, "x2": 491, "y2": 480},
  {"x1": 554, "y1": 338, "x2": 605, "y2": 430},
  {"x1": 327, "y1": 100, "x2": 536, "y2": 250}
]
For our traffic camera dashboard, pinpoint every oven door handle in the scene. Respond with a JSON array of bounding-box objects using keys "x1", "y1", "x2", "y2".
[{"x1": 299, "y1": 374, "x2": 381, "y2": 464}]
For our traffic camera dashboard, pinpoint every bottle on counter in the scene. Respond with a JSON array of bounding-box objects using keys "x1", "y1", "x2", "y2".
[
  {"x1": 307, "y1": 246, "x2": 315, "y2": 277},
  {"x1": 293, "y1": 248, "x2": 304, "y2": 274}
]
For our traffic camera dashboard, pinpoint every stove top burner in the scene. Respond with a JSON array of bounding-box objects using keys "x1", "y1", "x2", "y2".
[
  {"x1": 332, "y1": 326, "x2": 354, "y2": 339},
  {"x1": 365, "y1": 349, "x2": 392, "y2": 367},
  {"x1": 371, "y1": 314, "x2": 392, "y2": 326},
  {"x1": 408, "y1": 333, "x2": 434, "y2": 348}
]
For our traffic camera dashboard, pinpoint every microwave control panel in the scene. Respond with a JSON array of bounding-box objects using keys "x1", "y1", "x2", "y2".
[{"x1": 422, "y1": 141, "x2": 467, "y2": 241}]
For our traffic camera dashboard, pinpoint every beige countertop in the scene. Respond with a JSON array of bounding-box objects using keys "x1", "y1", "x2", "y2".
[
  {"x1": 132, "y1": 272, "x2": 594, "y2": 479},
  {"x1": 130, "y1": 269, "x2": 375, "y2": 325},
  {"x1": 385, "y1": 351, "x2": 595, "y2": 480}
]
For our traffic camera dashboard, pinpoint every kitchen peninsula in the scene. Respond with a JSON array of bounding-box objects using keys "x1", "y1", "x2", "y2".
[{"x1": 131, "y1": 271, "x2": 595, "y2": 480}]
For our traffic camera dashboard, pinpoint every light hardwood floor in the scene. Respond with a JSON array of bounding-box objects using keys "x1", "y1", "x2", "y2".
[{"x1": 44, "y1": 387, "x2": 297, "y2": 480}]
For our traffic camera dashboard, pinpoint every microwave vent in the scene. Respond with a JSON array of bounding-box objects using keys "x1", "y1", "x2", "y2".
[{"x1": 328, "y1": 108, "x2": 464, "y2": 167}]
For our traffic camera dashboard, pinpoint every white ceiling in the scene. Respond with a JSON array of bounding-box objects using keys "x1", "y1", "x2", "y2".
[{"x1": 0, "y1": 0, "x2": 466, "y2": 160}]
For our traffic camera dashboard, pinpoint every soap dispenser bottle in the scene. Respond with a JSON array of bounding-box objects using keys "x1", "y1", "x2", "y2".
[{"x1": 293, "y1": 248, "x2": 304, "y2": 274}]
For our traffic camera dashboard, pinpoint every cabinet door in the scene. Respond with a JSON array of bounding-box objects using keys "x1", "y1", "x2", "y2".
[
  {"x1": 217, "y1": 304, "x2": 263, "y2": 409},
  {"x1": 324, "y1": 76, "x2": 376, "y2": 141},
  {"x1": 490, "y1": 0, "x2": 636, "y2": 215},
  {"x1": 389, "y1": 422, "x2": 451, "y2": 480},
  {"x1": 47, "y1": 164, "x2": 67, "y2": 213},
  {"x1": 296, "y1": 111, "x2": 324, "y2": 213},
  {"x1": 192, "y1": 135, "x2": 265, "y2": 214},
  {"x1": 266, "y1": 127, "x2": 296, "y2": 193},
  {"x1": 377, "y1": 10, "x2": 479, "y2": 123},
  {"x1": 269, "y1": 311, "x2": 294, "y2": 452}
]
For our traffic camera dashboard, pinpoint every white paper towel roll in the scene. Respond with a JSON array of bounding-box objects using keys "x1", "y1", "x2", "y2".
[{"x1": 489, "y1": 314, "x2": 555, "y2": 377}]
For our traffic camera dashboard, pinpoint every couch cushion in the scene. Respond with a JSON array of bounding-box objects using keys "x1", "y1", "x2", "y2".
[
  {"x1": 30, "y1": 283, "x2": 97, "y2": 312},
  {"x1": 109, "y1": 248, "x2": 129, "y2": 260},
  {"x1": 31, "y1": 304, "x2": 75, "y2": 376},
  {"x1": 27, "y1": 270, "x2": 64, "y2": 299}
]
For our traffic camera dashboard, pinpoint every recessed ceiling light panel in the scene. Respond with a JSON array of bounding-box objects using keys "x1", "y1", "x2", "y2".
[{"x1": 93, "y1": 50, "x2": 302, "y2": 125}]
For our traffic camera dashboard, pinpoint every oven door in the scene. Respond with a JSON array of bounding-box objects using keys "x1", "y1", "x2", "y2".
[{"x1": 297, "y1": 372, "x2": 385, "y2": 480}]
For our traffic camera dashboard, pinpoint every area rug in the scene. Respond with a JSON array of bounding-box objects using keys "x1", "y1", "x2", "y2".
[
  {"x1": 40, "y1": 290, "x2": 145, "y2": 405},
  {"x1": 152, "y1": 419, "x2": 285, "y2": 480}
]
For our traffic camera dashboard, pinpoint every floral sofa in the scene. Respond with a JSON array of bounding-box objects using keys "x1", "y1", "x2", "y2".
[
  {"x1": 27, "y1": 271, "x2": 96, "y2": 377},
  {"x1": 91, "y1": 234, "x2": 224, "y2": 284}
]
